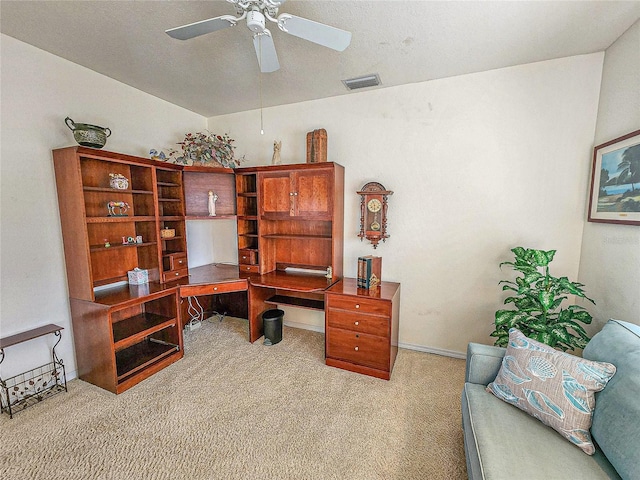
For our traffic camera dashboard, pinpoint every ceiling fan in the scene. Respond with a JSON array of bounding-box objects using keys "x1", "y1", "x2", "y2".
[{"x1": 165, "y1": 0, "x2": 352, "y2": 73}]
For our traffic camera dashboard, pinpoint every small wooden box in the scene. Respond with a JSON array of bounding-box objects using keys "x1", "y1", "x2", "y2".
[
  {"x1": 306, "y1": 129, "x2": 327, "y2": 163},
  {"x1": 161, "y1": 228, "x2": 175, "y2": 239}
]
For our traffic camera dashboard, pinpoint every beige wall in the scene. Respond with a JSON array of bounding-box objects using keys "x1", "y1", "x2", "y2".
[
  {"x1": 578, "y1": 20, "x2": 640, "y2": 332},
  {"x1": 208, "y1": 54, "x2": 604, "y2": 356},
  {"x1": 0, "y1": 35, "x2": 206, "y2": 379}
]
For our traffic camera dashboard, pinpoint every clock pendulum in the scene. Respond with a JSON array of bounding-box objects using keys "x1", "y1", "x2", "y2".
[{"x1": 367, "y1": 198, "x2": 382, "y2": 231}]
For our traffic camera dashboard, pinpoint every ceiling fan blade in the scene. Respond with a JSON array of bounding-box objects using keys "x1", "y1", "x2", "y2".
[
  {"x1": 253, "y1": 29, "x2": 280, "y2": 73},
  {"x1": 166, "y1": 15, "x2": 238, "y2": 40},
  {"x1": 276, "y1": 14, "x2": 351, "y2": 51}
]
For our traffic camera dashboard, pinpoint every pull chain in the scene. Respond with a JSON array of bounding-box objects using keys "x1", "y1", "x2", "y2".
[{"x1": 258, "y1": 35, "x2": 264, "y2": 135}]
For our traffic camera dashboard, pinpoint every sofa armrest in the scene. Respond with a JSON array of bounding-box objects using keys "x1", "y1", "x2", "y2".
[{"x1": 465, "y1": 342, "x2": 506, "y2": 385}]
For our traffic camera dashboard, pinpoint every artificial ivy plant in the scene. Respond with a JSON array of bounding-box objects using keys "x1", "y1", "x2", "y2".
[{"x1": 490, "y1": 247, "x2": 595, "y2": 351}]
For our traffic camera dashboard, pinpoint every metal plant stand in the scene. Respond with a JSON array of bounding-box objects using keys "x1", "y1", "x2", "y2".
[{"x1": 0, "y1": 324, "x2": 68, "y2": 418}]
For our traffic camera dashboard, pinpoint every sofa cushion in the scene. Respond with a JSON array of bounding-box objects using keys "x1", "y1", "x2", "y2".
[
  {"x1": 486, "y1": 328, "x2": 616, "y2": 454},
  {"x1": 465, "y1": 342, "x2": 506, "y2": 385},
  {"x1": 583, "y1": 319, "x2": 640, "y2": 480},
  {"x1": 462, "y1": 383, "x2": 620, "y2": 479}
]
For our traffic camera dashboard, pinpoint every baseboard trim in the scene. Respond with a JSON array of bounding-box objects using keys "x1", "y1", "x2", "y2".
[
  {"x1": 283, "y1": 321, "x2": 325, "y2": 333},
  {"x1": 398, "y1": 342, "x2": 466, "y2": 359}
]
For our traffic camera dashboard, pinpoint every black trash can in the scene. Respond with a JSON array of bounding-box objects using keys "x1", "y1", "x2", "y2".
[{"x1": 262, "y1": 309, "x2": 284, "y2": 346}]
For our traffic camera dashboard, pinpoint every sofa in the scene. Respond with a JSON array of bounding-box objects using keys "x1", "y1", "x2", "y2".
[{"x1": 461, "y1": 319, "x2": 640, "y2": 480}]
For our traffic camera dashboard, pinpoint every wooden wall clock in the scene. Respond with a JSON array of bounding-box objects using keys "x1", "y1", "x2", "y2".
[{"x1": 357, "y1": 182, "x2": 393, "y2": 248}]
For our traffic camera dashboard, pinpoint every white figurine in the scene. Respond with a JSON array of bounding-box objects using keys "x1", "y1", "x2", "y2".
[
  {"x1": 272, "y1": 140, "x2": 282, "y2": 165},
  {"x1": 208, "y1": 190, "x2": 218, "y2": 216}
]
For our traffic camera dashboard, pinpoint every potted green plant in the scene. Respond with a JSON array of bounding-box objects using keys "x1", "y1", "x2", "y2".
[{"x1": 490, "y1": 247, "x2": 594, "y2": 351}]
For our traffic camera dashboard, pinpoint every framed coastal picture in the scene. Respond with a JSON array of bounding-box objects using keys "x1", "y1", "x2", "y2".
[{"x1": 588, "y1": 129, "x2": 640, "y2": 225}]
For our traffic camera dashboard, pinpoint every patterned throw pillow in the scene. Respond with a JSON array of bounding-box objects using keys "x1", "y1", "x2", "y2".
[{"x1": 486, "y1": 328, "x2": 616, "y2": 455}]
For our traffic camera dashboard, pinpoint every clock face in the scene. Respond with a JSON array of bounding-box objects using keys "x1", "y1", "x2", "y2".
[{"x1": 367, "y1": 198, "x2": 382, "y2": 213}]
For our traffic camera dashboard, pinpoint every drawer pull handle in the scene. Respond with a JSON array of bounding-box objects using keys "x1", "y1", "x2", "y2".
[
  {"x1": 175, "y1": 272, "x2": 179, "y2": 276},
  {"x1": 355, "y1": 304, "x2": 360, "y2": 309},
  {"x1": 178, "y1": 260, "x2": 183, "y2": 264},
  {"x1": 354, "y1": 346, "x2": 359, "y2": 351},
  {"x1": 242, "y1": 256, "x2": 247, "y2": 259},
  {"x1": 214, "y1": 287, "x2": 218, "y2": 291},
  {"x1": 354, "y1": 321, "x2": 359, "y2": 326},
  {"x1": 355, "y1": 334, "x2": 359, "y2": 338}
]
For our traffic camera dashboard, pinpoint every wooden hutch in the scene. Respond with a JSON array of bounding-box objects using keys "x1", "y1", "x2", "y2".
[{"x1": 53, "y1": 147, "x2": 347, "y2": 392}]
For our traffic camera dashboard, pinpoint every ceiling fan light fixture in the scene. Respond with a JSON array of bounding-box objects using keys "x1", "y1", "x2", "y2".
[
  {"x1": 342, "y1": 74, "x2": 381, "y2": 91},
  {"x1": 247, "y1": 10, "x2": 266, "y2": 33}
]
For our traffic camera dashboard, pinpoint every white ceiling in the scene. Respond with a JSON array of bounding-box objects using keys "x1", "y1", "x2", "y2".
[{"x1": 2, "y1": 1, "x2": 639, "y2": 117}]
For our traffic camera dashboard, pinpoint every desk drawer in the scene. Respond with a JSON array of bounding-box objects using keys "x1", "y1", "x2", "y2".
[
  {"x1": 169, "y1": 253, "x2": 187, "y2": 270},
  {"x1": 326, "y1": 309, "x2": 389, "y2": 337},
  {"x1": 240, "y1": 265, "x2": 259, "y2": 274},
  {"x1": 180, "y1": 280, "x2": 247, "y2": 297},
  {"x1": 162, "y1": 267, "x2": 188, "y2": 283},
  {"x1": 326, "y1": 327, "x2": 390, "y2": 371},
  {"x1": 238, "y1": 249, "x2": 257, "y2": 265},
  {"x1": 326, "y1": 295, "x2": 391, "y2": 317}
]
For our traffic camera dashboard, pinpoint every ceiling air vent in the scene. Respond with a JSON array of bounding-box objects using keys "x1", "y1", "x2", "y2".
[{"x1": 342, "y1": 74, "x2": 381, "y2": 91}]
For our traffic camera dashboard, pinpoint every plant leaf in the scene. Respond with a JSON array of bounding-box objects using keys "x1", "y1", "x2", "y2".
[
  {"x1": 555, "y1": 320, "x2": 590, "y2": 339},
  {"x1": 495, "y1": 310, "x2": 517, "y2": 327},
  {"x1": 536, "y1": 331, "x2": 554, "y2": 346},
  {"x1": 538, "y1": 290, "x2": 554, "y2": 310},
  {"x1": 544, "y1": 250, "x2": 557, "y2": 264},
  {"x1": 571, "y1": 311, "x2": 593, "y2": 324},
  {"x1": 532, "y1": 249, "x2": 553, "y2": 266},
  {"x1": 527, "y1": 321, "x2": 550, "y2": 333},
  {"x1": 551, "y1": 327, "x2": 572, "y2": 343}
]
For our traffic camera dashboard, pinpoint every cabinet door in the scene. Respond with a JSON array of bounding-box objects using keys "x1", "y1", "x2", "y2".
[
  {"x1": 260, "y1": 169, "x2": 333, "y2": 219},
  {"x1": 260, "y1": 171, "x2": 292, "y2": 217},
  {"x1": 294, "y1": 169, "x2": 332, "y2": 219}
]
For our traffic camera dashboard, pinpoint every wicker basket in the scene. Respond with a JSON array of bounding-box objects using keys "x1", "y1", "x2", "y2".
[{"x1": 161, "y1": 228, "x2": 176, "y2": 239}]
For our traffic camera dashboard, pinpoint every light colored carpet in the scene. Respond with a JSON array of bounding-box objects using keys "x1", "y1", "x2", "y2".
[{"x1": 0, "y1": 317, "x2": 468, "y2": 480}]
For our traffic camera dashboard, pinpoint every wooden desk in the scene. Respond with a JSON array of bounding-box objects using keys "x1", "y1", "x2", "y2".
[
  {"x1": 165, "y1": 264, "x2": 341, "y2": 343},
  {"x1": 166, "y1": 264, "x2": 340, "y2": 344},
  {"x1": 165, "y1": 263, "x2": 250, "y2": 336},
  {"x1": 247, "y1": 270, "x2": 340, "y2": 343},
  {"x1": 175, "y1": 263, "x2": 249, "y2": 297}
]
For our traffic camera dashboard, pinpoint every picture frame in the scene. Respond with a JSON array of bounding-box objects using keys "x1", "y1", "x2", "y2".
[{"x1": 588, "y1": 129, "x2": 640, "y2": 225}]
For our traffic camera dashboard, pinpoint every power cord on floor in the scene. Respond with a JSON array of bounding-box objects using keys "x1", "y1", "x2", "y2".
[{"x1": 208, "y1": 311, "x2": 227, "y2": 323}]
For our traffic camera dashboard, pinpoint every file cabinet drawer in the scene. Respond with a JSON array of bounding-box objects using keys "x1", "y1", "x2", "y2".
[
  {"x1": 326, "y1": 327, "x2": 390, "y2": 371},
  {"x1": 326, "y1": 309, "x2": 388, "y2": 337},
  {"x1": 326, "y1": 295, "x2": 390, "y2": 317}
]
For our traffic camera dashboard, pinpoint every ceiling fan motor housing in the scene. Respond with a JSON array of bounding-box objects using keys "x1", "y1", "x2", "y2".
[{"x1": 246, "y1": 10, "x2": 266, "y2": 33}]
